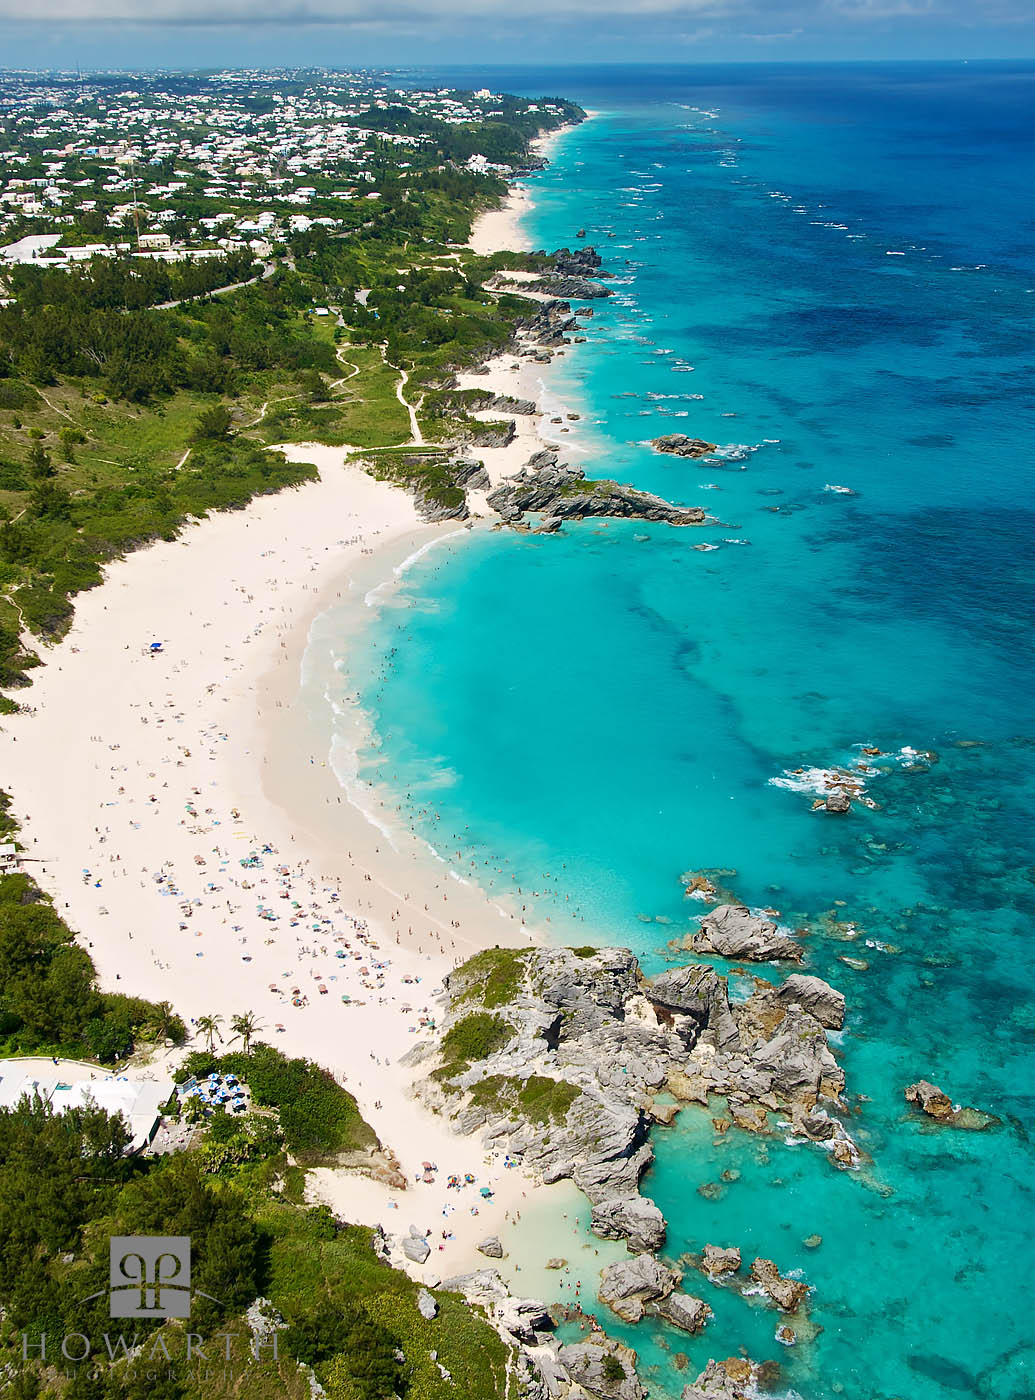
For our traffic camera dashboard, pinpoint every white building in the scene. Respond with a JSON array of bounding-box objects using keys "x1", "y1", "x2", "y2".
[{"x1": 0, "y1": 1060, "x2": 174, "y2": 1152}]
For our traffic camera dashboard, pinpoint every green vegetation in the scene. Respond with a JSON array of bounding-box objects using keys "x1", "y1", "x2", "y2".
[
  {"x1": 451, "y1": 946, "x2": 529, "y2": 1008},
  {"x1": 0, "y1": 79, "x2": 586, "y2": 699},
  {"x1": 177, "y1": 1043, "x2": 378, "y2": 1165},
  {"x1": 602, "y1": 1354, "x2": 627, "y2": 1384},
  {"x1": 358, "y1": 445, "x2": 470, "y2": 514},
  {"x1": 466, "y1": 1073, "x2": 580, "y2": 1125},
  {"x1": 0, "y1": 1094, "x2": 516, "y2": 1399},
  {"x1": 0, "y1": 868, "x2": 185, "y2": 1061},
  {"x1": 435, "y1": 1012, "x2": 512, "y2": 1083},
  {"x1": 570, "y1": 945, "x2": 601, "y2": 959},
  {"x1": 517, "y1": 1075, "x2": 581, "y2": 1124}
]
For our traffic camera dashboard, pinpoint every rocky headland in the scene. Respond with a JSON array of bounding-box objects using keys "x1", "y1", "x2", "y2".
[
  {"x1": 487, "y1": 449, "x2": 708, "y2": 529},
  {"x1": 404, "y1": 924, "x2": 858, "y2": 1253},
  {"x1": 355, "y1": 246, "x2": 710, "y2": 533}
]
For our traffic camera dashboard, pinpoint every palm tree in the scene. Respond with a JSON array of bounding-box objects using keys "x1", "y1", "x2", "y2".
[
  {"x1": 230, "y1": 1011, "x2": 261, "y2": 1055},
  {"x1": 196, "y1": 1013, "x2": 223, "y2": 1053},
  {"x1": 150, "y1": 1000, "x2": 176, "y2": 1043}
]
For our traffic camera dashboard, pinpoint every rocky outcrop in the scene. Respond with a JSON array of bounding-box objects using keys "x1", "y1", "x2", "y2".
[
  {"x1": 776, "y1": 974, "x2": 846, "y2": 1030},
  {"x1": 690, "y1": 904, "x2": 805, "y2": 963},
  {"x1": 487, "y1": 459, "x2": 706, "y2": 528},
  {"x1": 478, "y1": 1235, "x2": 504, "y2": 1258},
  {"x1": 651, "y1": 434, "x2": 718, "y2": 459},
  {"x1": 590, "y1": 1196, "x2": 666, "y2": 1254},
  {"x1": 537, "y1": 274, "x2": 614, "y2": 300},
  {"x1": 646, "y1": 964, "x2": 739, "y2": 1048},
  {"x1": 403, "y1": 1228, "x2": 430, "y2": 1264},
  {"x1": 657, "y1": 1292, "x2": 713, "y2": 1335},
  {"x1": 552, "y1": 246, "x2": 607, "y2": 277},
  {"x1": 558, "y1": 1338, "x2": 645, "y2": 1400},
  {"x1": 748, "y1": 1257, "x2": 810, "y2": 1313},
  {"x1": 415, "y1": 942, "x2": 855, "y2": 1257},
  {"x1": 412, "y1": 486, "x2": 470, "y2": 523},
  {"x1": 416, "y1": 1288, "x2": 437, "y2": 1320},
  {"x1": 904, "y1": 1080, "x2": 1001, "y2": 1131},
  {"x1": 700, "y1": 1244, "x2": 741, "y2": 1277},
  {"x1": 439, "y1": 1268, "x2": 551, "y2": 1344},
  {"x1": 680, "y1": 1358, "x2": 760, "y2": 1400},
  {"x1": 452, "y1": 419, "x2": 517, "y2": 450},
  {"x1": 904, "y1": 1080, "x2": 955, "y2": 1119},
  {"x1": 598, "y1": 1255, "x2": 680, "y2": 1323}
]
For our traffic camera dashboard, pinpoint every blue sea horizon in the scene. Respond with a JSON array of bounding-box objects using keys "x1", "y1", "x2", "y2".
[{"x1": 341, "y1": 63, "x2": 1035, "y2": 1399}]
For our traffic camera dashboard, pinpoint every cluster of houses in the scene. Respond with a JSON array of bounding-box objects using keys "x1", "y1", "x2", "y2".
[{"x1": 0, "y1": 71, "x2": 568, "y2": 268}]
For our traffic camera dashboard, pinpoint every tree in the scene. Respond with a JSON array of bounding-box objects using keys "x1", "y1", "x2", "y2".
[
  {"x1": 230, "y1": 1010, "x2": 261, "y2": 1054},
  {"x1": 190, "y1": 404, "x2": 232, "y2": 442},
  {"x1": 146, "y1": 999, "x2": 179, "y2": 1043},
  {"x1": 26, "y1": 440, "x2": 53, "y2": 480},
  {"x1": 196, "y1": 1013, "x2": 223, "y2": 1052}
]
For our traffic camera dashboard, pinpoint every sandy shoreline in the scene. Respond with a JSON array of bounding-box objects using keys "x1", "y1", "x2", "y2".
[{"x1": 0, "y1": 115, "x2": 587, "y2": 1280}]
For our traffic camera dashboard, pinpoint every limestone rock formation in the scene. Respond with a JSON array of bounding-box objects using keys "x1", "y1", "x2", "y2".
[
  {"x1": 680, "y1": 1358, "x2": 759, "y2": 1400},
  {"x1": 904, "y1": 1080, "x2": 1001, "y2": 1131},
  {"x1": 403, "y1": 1230, "x2": 430, "y2": 1264},
  {"x1": 657, "y1": 1291, "x2": 713, "y2": 1335},
  {"x1": 558, "y1": 1337, "x2": 646, "y2": 1400},
  {"x1": 700, "y1": 1244, "x2": 742, "y2": 1277},
  {"x1": 598, "y1": 1254, "x2": 680, "y2": 1323},
  {"x1": 776, "y1": 974, "x2": 846, "y2": 1030},
  {"x1": 691, "y1": 904, "x2": 805, "y2": 963},
  {"x1": 487, "y1": 460, "x2": 706, "y2": 528},
  {"x1": 590, "y1": 1195, "x2": 667, "y2": 1254},
  {"x1": 651, "y1": 434, "x2": 718, "y2": 458},
  {"x1": 749, "y1": 1257, "x2": 810, "y2": 1313}
]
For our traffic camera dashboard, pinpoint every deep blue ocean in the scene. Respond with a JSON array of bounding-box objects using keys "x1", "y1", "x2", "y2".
[{"x1": 341, "y1": 65, "x2": 1035, "y2": 1398}]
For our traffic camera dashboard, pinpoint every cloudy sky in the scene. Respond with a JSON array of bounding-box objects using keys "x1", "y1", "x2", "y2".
[{"x1": 0, "y1": 0, "x2": 1030, "y2": 69}]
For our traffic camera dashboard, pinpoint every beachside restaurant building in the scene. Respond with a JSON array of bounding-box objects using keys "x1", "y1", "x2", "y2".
[{"x1": 0, "y1": 1059, "x2": 173, "y2": 1152}]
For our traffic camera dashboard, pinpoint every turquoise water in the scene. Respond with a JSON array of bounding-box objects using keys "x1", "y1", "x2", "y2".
[{"x1": 345, "y1": 66, "x2": 1035, "y2": 1398}]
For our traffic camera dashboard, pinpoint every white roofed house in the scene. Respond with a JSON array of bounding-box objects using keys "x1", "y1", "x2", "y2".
[{"x1": 0, "y1": 1059, "x2": 174, "y2": 1152}]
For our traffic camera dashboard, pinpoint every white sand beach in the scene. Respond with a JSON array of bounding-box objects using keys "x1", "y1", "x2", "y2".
[
  {"x1": 468, "y1": 118, "x2": 582, "y2": 257},
  {"x1": 0, "y1": 450, "x2": 538, "y2": 1274}
]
